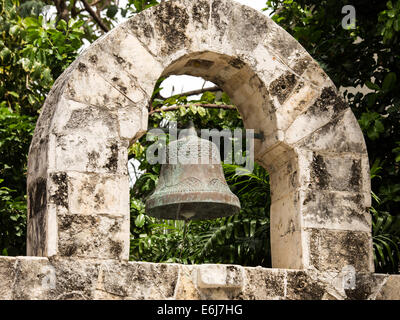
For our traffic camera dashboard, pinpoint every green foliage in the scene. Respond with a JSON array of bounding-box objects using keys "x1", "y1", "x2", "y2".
[
  {"x1": 371, "y1": 202, "x2": 400, "y2": 273},
  {"x1": 1, "y1": 0, "x2": 85, "y2": 115},
  {"x1": 0, "y1": 0, "x2": 84, "y2": 255}
]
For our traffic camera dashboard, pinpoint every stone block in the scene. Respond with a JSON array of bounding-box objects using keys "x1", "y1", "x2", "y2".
[
  {"x1": 0, "y1": 257, "x2": 16, "y2": 300},
  {"x1": 284, "y1": 87, "x2": 348, "y2": 145},
  {"x1": 197, "y1": 264, "x2": 244, "y2": 289},
  {"x1": 271, "y1": 230, "x2": 304, "y2": 270},
  {"x1": 242, "y1": 267, "x2": 285, "y2": 300},
  {"x1": 54, "y1": 134, "x2": 128, "y2": 174},
  {"x1": 301, "y1": 190, "x2": 371, "y2": 232},
  {"x1": 344, "y1": 273, "x2": 387, "y2": 300},
  {"x1": 286, "y1": 270, "x2": 327, "y2": 300},
  {"x1": 299, "y1": 109, "x2": 367, "y2": 153},
  {"x1": 305, "y1": 229, "x2": 373, "y2": 272},
  {"x1": 302, "y1": 152, "x2": 364, "y2": 193},
  {"x1": 375, "y1": 275, "x2": 400, "y2": 300},
  {"x1": 13, "y1": 257, "x2": 53, "y2": 300},
  {"x1": 67, "y1": 172, "x2": 129, "y2": 216},
  {"x1": 98, "y1": 261, "x2": 179, "y2": 299},
  {"x1": 175, "y1": 265, "x2": 201, "y2": 300},
  {"x1": 117, "y1": 106, "x2": 148, "y2": 142},
  {"x1": 269, "y1": 162, "x2": 299, "y2": 201},
  {"x1": 57, "y1": 214, "x2": 129, "y2": 260},
  {"x1": 48, "y1": 257, "x2": 101, "y2": 300}
]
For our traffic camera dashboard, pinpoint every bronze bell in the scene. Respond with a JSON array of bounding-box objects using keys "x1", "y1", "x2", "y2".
[{"x1": 145, "y1": 122, "x2": 241, "y2": 220}]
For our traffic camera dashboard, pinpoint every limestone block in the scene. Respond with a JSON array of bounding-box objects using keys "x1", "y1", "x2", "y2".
[
  {"x1": 271, "y1": 230, "x2": 304, "y2": 270},
  {"x1": 175, "y1": 265, "x2": 201, "y2": 300},
  {"x1": 361, "y1": 155, "x2": 372, "y2": 208},
  {"x1": 270, "y1": 192, "x2": 301, "y2": 236},
  {"x1": 126, "y1": 0, "x2": 193, "y2": 61},
  {"x1": 286, "y1": 271, "x2": 327, "y2": 300},
  {"x1": 300, "y1": 190, "x2": 371, "y2": 232},
  {"x1": 305, "y1": 229, "x2": 373, "y2": 272},
  {"x1": 13, "y1": 257, "x2": 53, "y2": 300},
  {"x1": 298, "y1": 109, "x2": 367, "y2": 153},
  {"x1": 269, "y1": 162, "x2": 299, "y2": 201},
  {"x1": 344, "y1": 273, "x2": 387, "y2": 300},
  {"x1": 57, "y1": 214, "x2": 129, "y2": 260},
  {"x1": 275, "y1": 82, "x2": 322, "y2": 132},
  {"x1": 197, "y1": 264, "x2": 244, "y2": 289},
  {"x1": 375, "y1": 275, "x2": 400, "y2": 300},
  {"x1": 48, "y1": 173, "x2": 69, "y2": 212},
  {"x1": 98, "y1": 261, "x2": 179, "y2": 299},
  {"x1": 0, "y1": 257, "x2": 16, "y2": 299},
  {"x1": 64, "y1": 61, "x2": 136, "y2": 109},
  {"x1": 27, "y1": 175, "x2": 54, "y2": 257},
  {"x1": 48, "y1": 257, "x2": 101, "y2": 300},
  {"x1": 256, "y1": 142, "x2": 292, "y2": 173},
  {"x1": 301, "y1": 59, "x2": 334, "y2": 88},
  {"x1": 208, "y1": 0, "x2": 270, "y2": 54},
  {"x1": 299, "y1": 151, "x2": 364, "y2": 193},
  {"x1": 242, "y1": 267, "x2": 285, "y2": 300},
  {"x1": 82, "y1": 28, "x2": 163, "y2": 100},
  {"x1": 66, "y1": 172, "x2": 129, "y2": 216},
  {"x1": 249, "y1": 43, "x2": 290, "y2": 92},
  {"x1": 268, "y1": 71, "x2": 302, "y2": 106},
  {"x1": 54, "y1": 134, "x2": 127, "y2": 174},
  {"x1": 262, "y1": 18, "x2": 309, "y2": 72},
  {"x1": 284, "y1": 87, "x2": 348, "y2": 145},
  {"x1": 117, "y1": 106, "x2": 148, "y2": 142}
]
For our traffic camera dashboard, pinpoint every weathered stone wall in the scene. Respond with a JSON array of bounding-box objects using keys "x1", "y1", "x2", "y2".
[
  {"x1": 0, "y1": 257, "x2": 398, "y2": 300},
  {"x1": 0, "y1": 0, "x2": 396, "y2": 300}
]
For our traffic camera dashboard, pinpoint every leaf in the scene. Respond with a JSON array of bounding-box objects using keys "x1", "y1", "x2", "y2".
[
  {"x1": 106, "y1": 5, "x2": 119, "y2": 18},
  {"x1": 189, "y1": 105, "x2": 197, "y2": 114},
  {"x1": 382, "y1": 72, "x2": 397, "y2": 92},
  {"x1": 7, "y1": 91, "x2": 19, "y2": 98},
  {"x1": 394, "y1": 19, "x2": 400, "y2": 32},
  {"x1": 197, "y1": 106, "x2": 206, "y2": 117},
  {"x1": 9, "y1": 25, "x2": 20, "y2": 37},
  {"x1": 0, "y1": 47, "x2": 11, "y2": 62},
  {"x1": 365, "y1": 81, "x2": 380, "y2": 91},
  {"x1": 135, "y1": 213, "x2": 145, "y2": 228}
]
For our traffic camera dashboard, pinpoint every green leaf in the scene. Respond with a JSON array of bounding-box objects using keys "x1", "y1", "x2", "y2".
[
  {"x1": 394, "y1": 19, "x2": 400, "y2": 31},
  {"x1": 382, "y1": 72, "x2": 397, "y2": 92},
  {"x1": 0, "y1": 47, "x2": 11, "y2": 62},
  {"x1": 197, "y1": 106, "x2": 206, "y2": 117},
  {"x1": 7, "y1": 91, "x2": 19, "y2": 98},
  {"x1": 9, "y1": 25, "x2": 20, "y2": 37},
  {"x1": 106, "y1": 5, "x2": 118, "y2": 18},
  {"x1": 135, "y1": 214, "x2": 145, "y2": 228},
  {"x1": 365, "y1": 81, "x2": 380, "y2": 91},
  {"x1": 189, "y1": 105, "x2": 197, "y2": 114}
]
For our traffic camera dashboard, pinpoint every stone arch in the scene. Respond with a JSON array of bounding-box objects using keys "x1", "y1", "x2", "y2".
[{"x1": 27, "y1": 0, "x2": 373, "y2": 272}]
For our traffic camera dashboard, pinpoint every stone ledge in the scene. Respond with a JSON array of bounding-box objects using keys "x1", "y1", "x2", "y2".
[{"x1": 0, "y1": 256, "x2": 398, "y2": 300}]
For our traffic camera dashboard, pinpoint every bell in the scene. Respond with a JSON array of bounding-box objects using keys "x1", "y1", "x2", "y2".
[{"x1": 145, "y1": 121, "x2": 241, "y2": 220}]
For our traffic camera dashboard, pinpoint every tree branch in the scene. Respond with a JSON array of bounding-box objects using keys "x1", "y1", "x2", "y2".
[
  {"x1": 163, "y1": 86, "x2": 221, "y2": 99},
  {"x1": 81, "y1": 0, "x2": 109, "y2": 32},
  {"x1": 149, "y1": 103, "x2": 237, "y2": 115}
]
